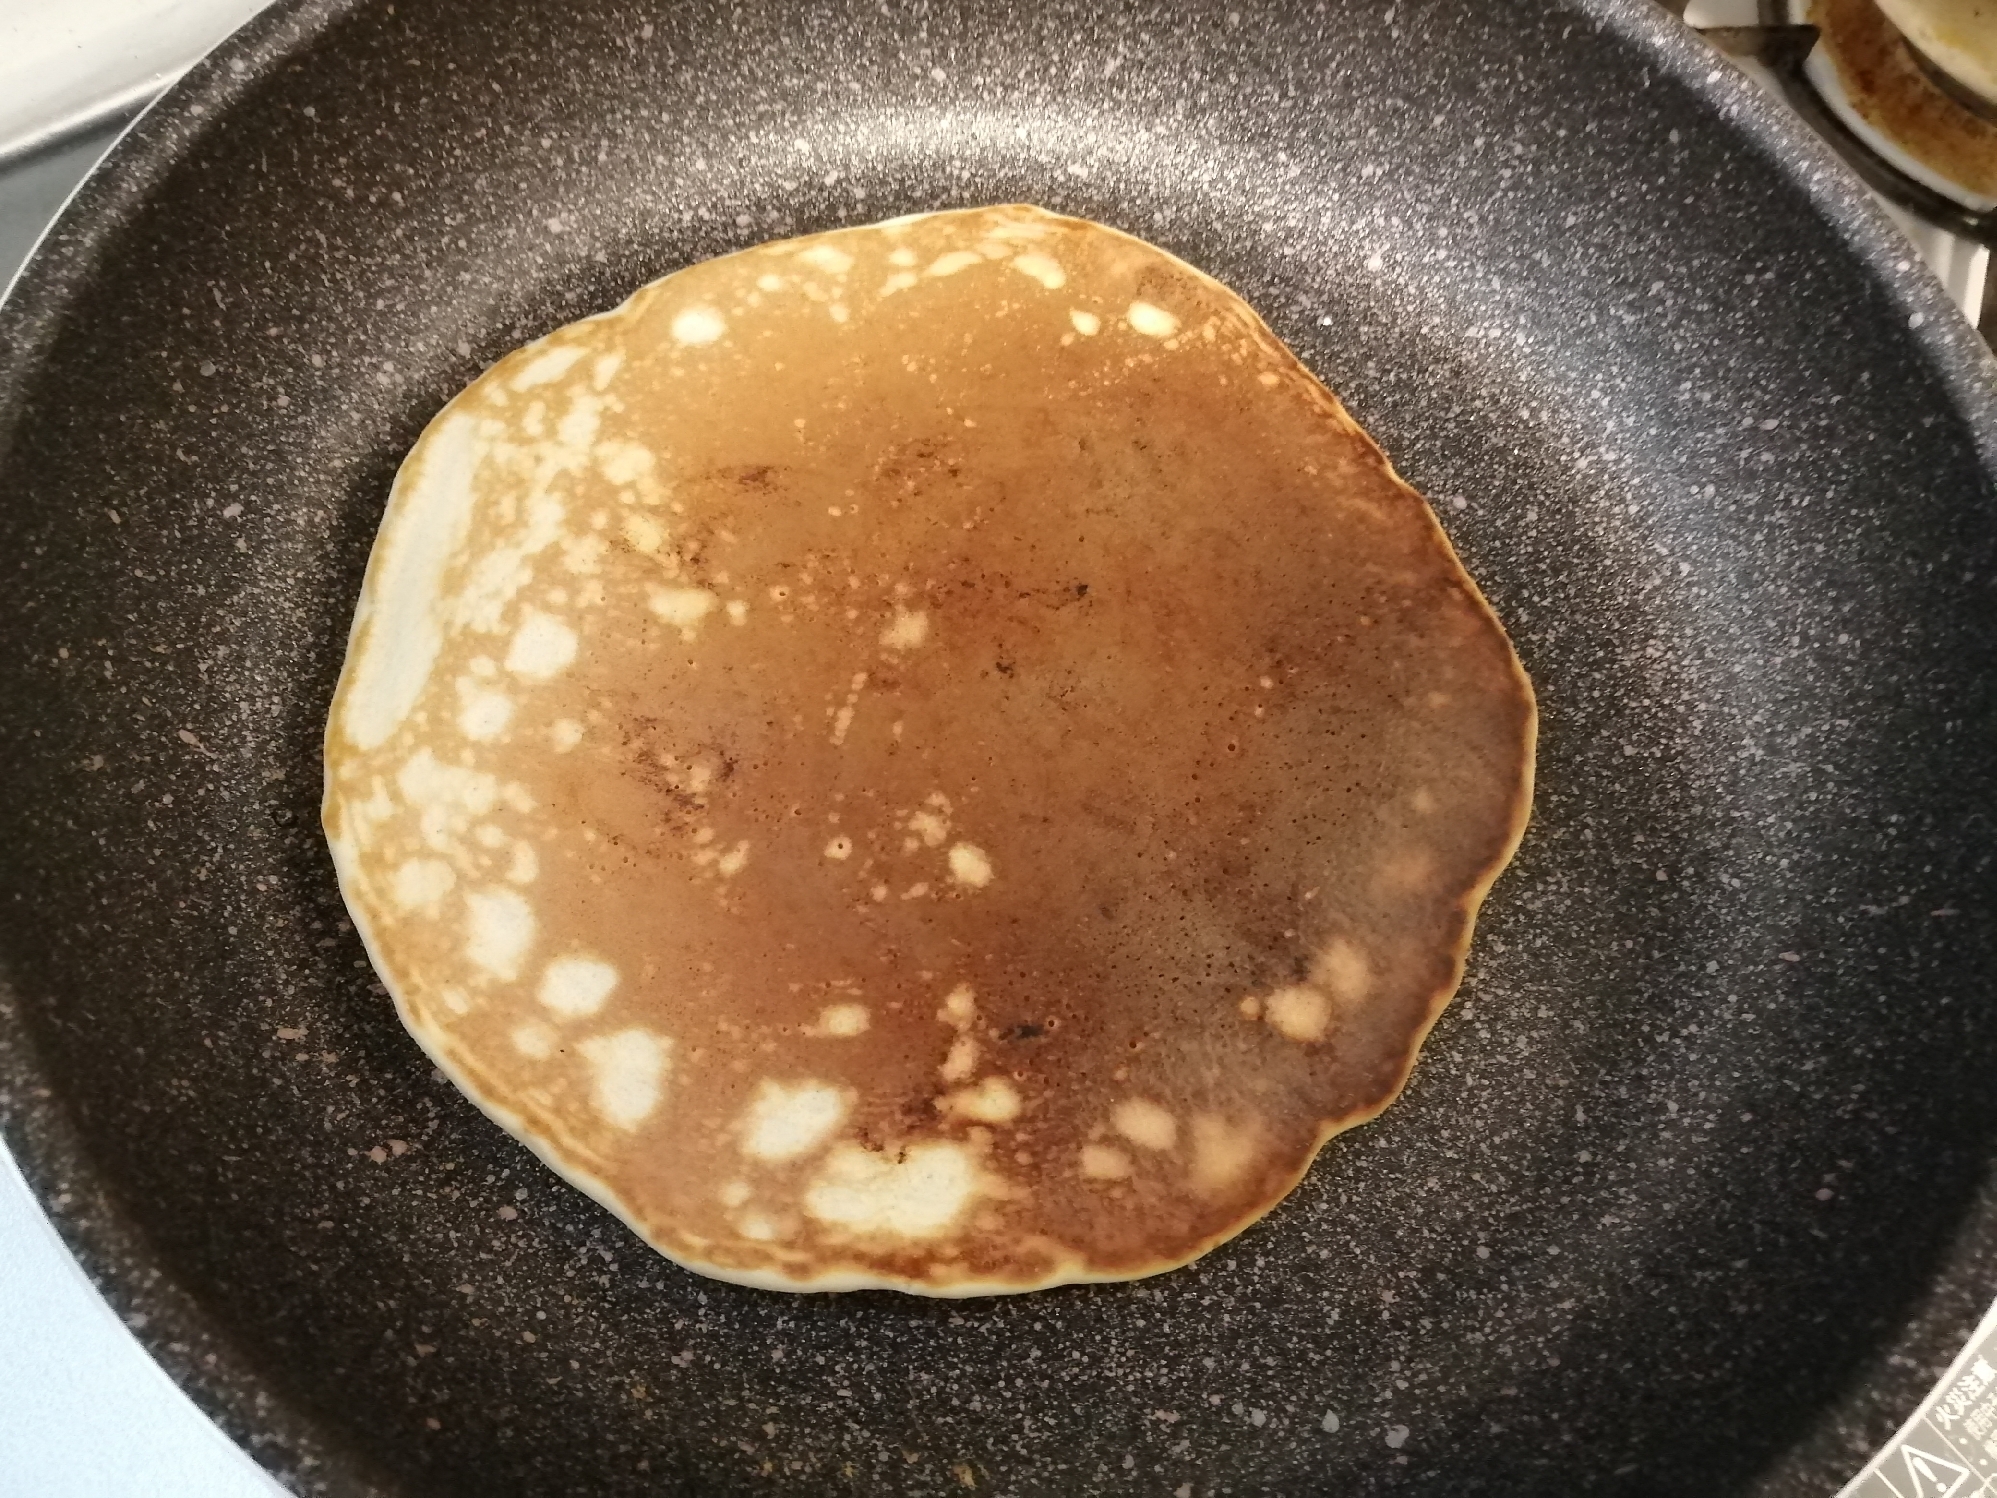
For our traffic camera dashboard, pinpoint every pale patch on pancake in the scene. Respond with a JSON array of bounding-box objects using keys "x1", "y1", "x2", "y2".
[
  {"x1": 505, "y1": 611, "x2": 577, "y2": 680},
  {"x1": 1263, "y1": 986, "x2": 1331, "y2": 1045},
  {"x1": 537, "y1": 954, "x2": 619, "y2": 1017},
  {"x1": 648, "y1": 585, "x2": 717, "y2": 639},
  {"x1": 557, "y1": 396, "x2": 600, "y2": 451},
  {"x1": 741, "y1": 1079, "x2": 850, "y2": 1162},
  {"x1": 622, "y1": 513, "x2": 665, "y2": 554},
  {"x1": 391, "y1": 857, "x2": 455, "y2": 911},
  {"x1": 803, "y1": 1141, "x2": 977, "y2": 1238},
  {"x1": 1113, "y1": 1098, "x2": 1179, "y2": 1152},
  {"x1": 938, "y1": 984, "x2": 976, "y2": 1028},
  {"x1": 1312, "y1": 939, "x2": 1372, "y2": 1004},
  {"x1": 940, "y1": 1076, "x2": 1022, "y2": 1124},
  {"x1": 795, "y1": 243, "x2": 854, "y2": 276},
  {"x1": 830, "y1": 671, "x2": 868, "y2": 747},
  {"x1": 463, "y1": 887, "x2": 534, "y2": 980},
  {"x1": 938, "y1": 1038, "x2": 976, "y2": 1083},
  {"x1": 455, "y1": 695, "x2": 511, "y2": 747},
  {"x1": 454, "y1": 485, "x2": 570, "y2": 636},
  {"x1": 947, "y1": 843, "x2": 993, "y2": 888},
  {"x1": 511, "y1": 1020, "x2": 556, "y2": 1059},
  {"x1": 456, "y1": 683, "x2": 514, "y2": 742},
  {"x1": 1079, "y1": 1144, "x2": 1133, "y2": 1180},
  {"x1": 579, "y1": 1028, "x2": 670, "y2": 1128},
  {"x1": 670, "y1": 306, "x2": 727, "y2": 345},
  {"x1": 340, "y1": 413, "x2": 482, "y2": 750},
  {"x1": 693, "y1": 839, "x2": 751, "y2": 878},
  {"x1": 598, "y1": 442, "x2": 654, "y2": 486},
  {"x1": 935, "y1": 982, "x2": 981, "y2": 1084},
  {"x1": 323, "y1": 203, "x2": 1534, "y2": 1298},
  {"x1": 1009, "y1": 252, "x2": 1066, "y2": 290},
  {"x1": 1378, "y1": 848, "x2": 1436, "y2": 893},
  {"x1": 511, "y1": 346, "x2": 586, "y2": 390},
  {"x1": 1189, "y1": 1115, "x2": 1261, "y2": 1196},
  {"x1": 880, "y1": 606, "x2": 929, "y2": 651},
  {"x1": 808, "y1": 1002, "x2": 870, "y2": 1038},
  {"x1": 1126, "y1": 300, "x2": 1180, "y2": 338},
  {"x1": 925, "y1": 250, "x2": 983, "y2": 278}
]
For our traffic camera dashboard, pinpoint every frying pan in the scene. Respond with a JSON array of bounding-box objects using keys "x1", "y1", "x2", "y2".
[{"x1": 1, "y1": 0, "x2": 1994, "y2": 1492}]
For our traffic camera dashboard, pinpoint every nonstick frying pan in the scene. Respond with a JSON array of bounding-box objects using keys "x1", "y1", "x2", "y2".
[{"x1": 2, "y1": 0, "x2": 1995, "y2": 1493}]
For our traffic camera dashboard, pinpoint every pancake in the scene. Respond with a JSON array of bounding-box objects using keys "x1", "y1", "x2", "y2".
[{"x1": 322, "y1": 205, "x2": 1535, "y2": 1295}]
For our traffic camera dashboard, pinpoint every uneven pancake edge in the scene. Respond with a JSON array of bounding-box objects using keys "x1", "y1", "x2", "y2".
[{"x1": 322, "y1": 204, "x2": 1536, "y2": 1296}]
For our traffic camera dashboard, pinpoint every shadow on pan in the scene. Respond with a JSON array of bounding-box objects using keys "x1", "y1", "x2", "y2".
[{"x1": 1, "y1": 0, "x2": 1995, "y2": 1493}]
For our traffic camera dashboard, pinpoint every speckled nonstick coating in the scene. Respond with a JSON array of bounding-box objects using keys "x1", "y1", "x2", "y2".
[{"x1": 0, "y1": 0, "x2": 1993, "y2": 1493}]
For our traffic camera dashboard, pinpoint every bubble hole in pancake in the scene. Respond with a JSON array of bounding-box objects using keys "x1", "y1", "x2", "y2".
[{"x1": 322, "y1": 205, "x2": 1535, "y2": 1296}]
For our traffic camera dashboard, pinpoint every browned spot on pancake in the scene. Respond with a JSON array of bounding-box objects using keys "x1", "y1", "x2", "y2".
[{"x1": 323, "y1": 205, "x2": 1535, "y2": 1295}]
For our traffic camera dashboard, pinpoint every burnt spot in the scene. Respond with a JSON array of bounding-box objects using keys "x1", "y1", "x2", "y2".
[
  {"x1": 1002, "y1": 1022, "x2": 1046, "y2": 1042},
  {"x1": 874, "y1": 436, "x2": 962, "y2": 491},
  {"x1": 606, "y1": 717, "x2": 748, "y2": 830},
  {"x1": 691, "y1": 744, "x2": 740, "y2": 785}
]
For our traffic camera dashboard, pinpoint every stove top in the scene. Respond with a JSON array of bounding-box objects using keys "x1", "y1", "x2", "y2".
[{"x1": 1677, "y1": 0, "x2": 1994, "y2": 333}]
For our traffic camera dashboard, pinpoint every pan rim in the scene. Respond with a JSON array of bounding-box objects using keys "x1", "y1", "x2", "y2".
[{"x1": 0, "y1": 0, "x2": 1993, "y2": 1491}]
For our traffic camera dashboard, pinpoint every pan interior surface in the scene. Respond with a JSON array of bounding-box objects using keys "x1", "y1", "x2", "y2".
[{"x1": 0, "y1": 0, "x2": 1993, "y2": 1494}]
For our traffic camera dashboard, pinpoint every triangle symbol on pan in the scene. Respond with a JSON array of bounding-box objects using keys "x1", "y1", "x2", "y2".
[{"x1": 1898, "y1": 1443, "x2": 1971, "y2": 1498}]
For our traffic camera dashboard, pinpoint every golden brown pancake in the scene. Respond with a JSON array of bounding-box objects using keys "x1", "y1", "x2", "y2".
[{"x1": 323, "y1": 205, "x2": 1535, "y2": 1295}]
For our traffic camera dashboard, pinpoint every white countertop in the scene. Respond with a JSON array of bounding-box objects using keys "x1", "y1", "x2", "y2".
[
  {"x1": 0, "y1": 7, "x2": 287, "y2": 1493},
  {"x1": 0, "y1": 1149, "x2": 284, "y2": 1497}
]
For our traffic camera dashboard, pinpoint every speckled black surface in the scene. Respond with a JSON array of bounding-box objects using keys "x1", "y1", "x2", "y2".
[{"x1": 1, "y1": 0, "x2": 1995, "y2": 1493}]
